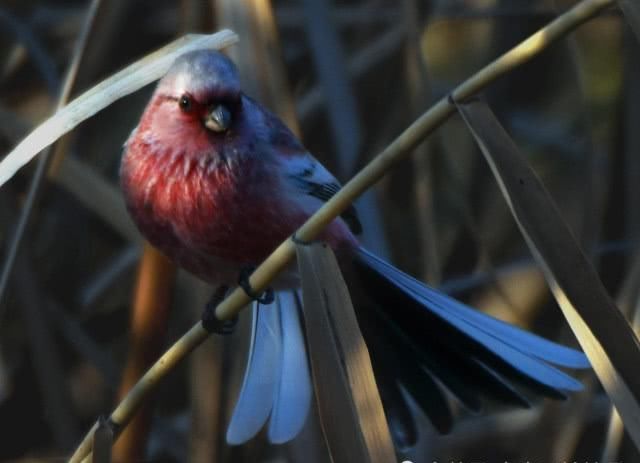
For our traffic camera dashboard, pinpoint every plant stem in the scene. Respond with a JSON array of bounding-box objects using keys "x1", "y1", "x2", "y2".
[{"x1": 67, "y1": 0, "x2": 615, "y2": 461}]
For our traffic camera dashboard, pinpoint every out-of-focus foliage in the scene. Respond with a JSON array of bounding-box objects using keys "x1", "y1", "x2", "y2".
[{"x1": 0, "y1": 0, "x2": 636, "y2": 462}]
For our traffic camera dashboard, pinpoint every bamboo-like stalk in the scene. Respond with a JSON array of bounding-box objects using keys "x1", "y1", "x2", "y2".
[
  {"x1": 216, "y1": 0, "x2": 615, "y2": 323},
  {"x1": 67, "y1": 1, "x2": 614, "y2": 461}
]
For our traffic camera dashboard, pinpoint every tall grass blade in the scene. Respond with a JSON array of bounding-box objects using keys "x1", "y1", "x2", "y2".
[
  {"x1": 296, "y1": 243, "x2": 395, "y2": 463},
  {"x1": 456, "y1": 98, "x2": 640, "y2": 451},
  {"x1": 0, "y1": 29, "x2": 237, "y2": 187}
]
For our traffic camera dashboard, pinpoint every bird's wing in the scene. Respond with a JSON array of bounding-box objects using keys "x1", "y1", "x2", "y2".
[
  {"x1": 279, "y1": 153, "x2": 362, "y2": 235},
  {"x1": 247, "y1": 93, "x2": 362, "y2": 234}
]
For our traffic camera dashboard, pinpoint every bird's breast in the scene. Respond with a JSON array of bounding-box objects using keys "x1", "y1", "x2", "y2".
[{"x1": 120, "y1": 142, "x2": 307, "y2": 284}]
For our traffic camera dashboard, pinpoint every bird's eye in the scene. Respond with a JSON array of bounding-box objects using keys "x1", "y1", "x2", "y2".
[{"x1": 179, "y1": 94, "x2": 192, "y2": 112}]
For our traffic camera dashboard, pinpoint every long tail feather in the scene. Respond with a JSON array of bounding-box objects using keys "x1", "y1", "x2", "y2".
[
  {"x1": 226, "y1": 291, "x2": 312, "y2": 445},
  {"x1": 356, "y1": 248, "x2": 589, "y2": 430},
  {"x1": 226, "y1": 302, "x2": 281, "y2": 445},
  {"x1": 227, "y1": 247, "x2": 589, "y2": 447},
  {"x1": 268, "y1": 290, "x2": 312, "y2": 444},
  {"x1": 357, "y1": 247, "x2": 588, "y2": 369}
]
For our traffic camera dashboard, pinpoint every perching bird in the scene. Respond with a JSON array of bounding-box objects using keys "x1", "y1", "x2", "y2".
[{"x1": 120, "y1": 49, "x2": 590, "y2": 448}]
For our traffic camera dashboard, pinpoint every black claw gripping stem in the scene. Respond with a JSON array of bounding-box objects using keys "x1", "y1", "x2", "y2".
[
  {"x1": 201, "y1": 285, "x2": 238, "y2": 334},
  {"x1": 238, "y1": 266, "x2": 274, "y2": 305}
]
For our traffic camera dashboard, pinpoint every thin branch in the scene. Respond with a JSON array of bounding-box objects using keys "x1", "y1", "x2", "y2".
[{"x1": 68, "y1": 1, "x2": 615, "y2": 461}]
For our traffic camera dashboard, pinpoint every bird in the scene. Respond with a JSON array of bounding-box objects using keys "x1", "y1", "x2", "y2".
[{"x1": 120, "y1": 49, "x2": 590, "y2": 448}]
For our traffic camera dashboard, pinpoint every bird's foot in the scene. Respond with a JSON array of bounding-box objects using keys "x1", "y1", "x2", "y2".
[
  {"x1": 238, "y1": 266, "x2": 274, "y2": 305},
  {"x1": 201, "y1": 285, "x2": 237, "y2": 334}
]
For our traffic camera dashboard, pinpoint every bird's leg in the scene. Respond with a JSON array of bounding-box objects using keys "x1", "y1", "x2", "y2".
[
  {"x1": 238, "y1": 266, "x2": 274, "y2": 305},
  {"x1": 201, "y1": 284, "x2": 237, "y2": 334}
]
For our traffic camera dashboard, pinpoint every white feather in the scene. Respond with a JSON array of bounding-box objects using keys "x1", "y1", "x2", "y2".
[
  {"x1": 226, "y1": 302, "x2": 281, "y2": 444},
  {"x1": 268, "y1": 290, "x2": 312, "y2": 443}
]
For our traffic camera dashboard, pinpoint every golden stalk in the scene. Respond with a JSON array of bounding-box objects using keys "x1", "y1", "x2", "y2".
[{"x1": 67, "y1": 0, "x2": 614, "y2": 461}]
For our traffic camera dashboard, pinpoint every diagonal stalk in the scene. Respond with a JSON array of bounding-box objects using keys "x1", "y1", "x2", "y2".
[{"x1": 67, "y1": 0, "x2": 615, "y2": 461}]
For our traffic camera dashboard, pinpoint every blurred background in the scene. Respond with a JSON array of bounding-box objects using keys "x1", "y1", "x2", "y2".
[{"x1": 0, "y1": 0, "x2": 636, "y2": 461}]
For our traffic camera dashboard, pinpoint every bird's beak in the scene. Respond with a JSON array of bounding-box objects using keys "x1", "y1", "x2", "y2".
[{"x1": 204, "y1": 104, "x2": 231, "y2": 133}]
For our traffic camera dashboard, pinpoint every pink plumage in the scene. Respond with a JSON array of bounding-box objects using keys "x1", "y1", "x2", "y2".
[
  {"x1": 120, "y1": 49, "x2": 589, "y2": 449},
  {"x1": 120, "y1": 50, "x2": 357, "y2": 286}
]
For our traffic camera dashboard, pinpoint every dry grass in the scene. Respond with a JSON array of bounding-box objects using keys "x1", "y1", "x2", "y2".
[{"x1": 0, "y1": 1, "x2": 638, "y2": 462}]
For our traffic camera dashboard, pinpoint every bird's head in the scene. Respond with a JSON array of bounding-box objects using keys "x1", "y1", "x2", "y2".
[
  {"x1": 138, "y1": 50, "x2": 248, "y2": 158},
  {"x1": 159, "y1": 50, "x2": 241, "y2": 133}
]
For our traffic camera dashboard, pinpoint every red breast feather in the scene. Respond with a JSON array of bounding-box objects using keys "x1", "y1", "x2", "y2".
[
  {"x1": 121, "y1": 90, "x2": 355, "y2": 286},
  {"x1": 121, "y1": 106, "x2": 299, "y2": 284}
]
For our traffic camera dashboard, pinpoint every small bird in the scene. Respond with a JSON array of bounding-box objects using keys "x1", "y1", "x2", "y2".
[{"x1": 120, "y1": 50, "x2": 589, "y2": 447}]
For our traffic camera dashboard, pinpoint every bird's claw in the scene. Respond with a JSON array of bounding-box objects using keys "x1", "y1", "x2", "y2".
[
  {"x1": 201, "y1": 285, "x2": 237, "y2": 335},
  {"x1": 202, "y1": 312, "x2": 238, "y2": 335},
  {"x1": 238, "y1": 266, "x2": 275, "y2": 305}
]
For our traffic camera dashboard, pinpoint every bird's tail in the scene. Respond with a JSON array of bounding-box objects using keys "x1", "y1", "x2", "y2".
[
  {"x1": 226, "y1": 290, "x2": 312, "y2": 445},
  {"x1": 352, "y1": 246, "x2": 590, "y2": 446},
  {"x1": 225, "y1": 247, "x2": 590, "y2": 448}
]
